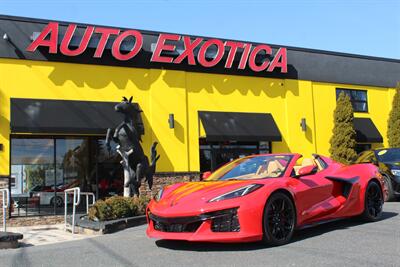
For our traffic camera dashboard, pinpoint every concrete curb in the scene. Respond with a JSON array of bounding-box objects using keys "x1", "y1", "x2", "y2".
[{"x1": 67, "y1": 214, "x2": 147, "y2": 235}]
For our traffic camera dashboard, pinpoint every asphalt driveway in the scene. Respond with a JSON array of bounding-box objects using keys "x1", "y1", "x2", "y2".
[{"x1": 1, "y1": 202, "x2": 399, "y2": 267}]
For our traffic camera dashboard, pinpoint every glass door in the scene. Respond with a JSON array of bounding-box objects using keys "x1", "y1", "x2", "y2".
[{"x1": 11, "y1": 138, "x2": 55, "y2": 216}]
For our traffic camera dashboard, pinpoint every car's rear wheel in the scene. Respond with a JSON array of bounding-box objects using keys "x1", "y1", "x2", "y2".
[
  {"x1": 51, "y1": 196, "x2": 64, "y2": 208},
  {"x1": 383, "y1": 175, "x2": 395, "y2": 202},
  {"x1": 262, "y1": 192, "x2": 296, "y2": 246},
  {"x1": 361, "y1": 180, "x2": 383, "y2": 221}
]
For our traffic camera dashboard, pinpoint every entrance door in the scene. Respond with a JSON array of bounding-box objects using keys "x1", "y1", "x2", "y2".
[{"x1": 199, "y1": 139, "x2": 270, "y2": 172}]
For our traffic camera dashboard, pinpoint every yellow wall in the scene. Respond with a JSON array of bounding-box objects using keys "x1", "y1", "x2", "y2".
[
  {"x1": 0, "y1": 58, "x2": 397, "y2": 175},
  {"x1": 312, "y1": 82, "x2": 394, "y2": 154}
]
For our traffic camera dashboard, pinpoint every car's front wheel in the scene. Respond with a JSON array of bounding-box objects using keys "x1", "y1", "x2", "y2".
[
  {"x1": 262, "y1": 192, "x2": 296, "y2": 246},
  {"x1": 361, "y1": 180, "x2": 383, "y2": 221}
]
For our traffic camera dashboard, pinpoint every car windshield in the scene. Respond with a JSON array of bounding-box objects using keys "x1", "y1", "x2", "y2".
[
  {"x1": 375, "y1": 148, "x2": 400, "y2": 163},
  {"x1": 205, "y1": 155, "x2": 293, "y2": 181}
]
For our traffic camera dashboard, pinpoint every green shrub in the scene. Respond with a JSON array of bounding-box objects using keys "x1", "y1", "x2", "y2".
[
  {"x1": 388, "y1": 84, "x2": 400, "y2": 148},
  {"x1": 105, "y1": 196, "x2": 133, "y2": 220},
  {"x1": 88, "y1": 199, "x2": 112, "y2": 221},
  {"x1": 88, "y1": 195, "x2": 151, "y2": 221},
  {"x1": 329, "y1": 92, "x2": 357, "y2": 165},
  {"x1": 130, "y1": 195, "x2": 150, "y2": 216}
]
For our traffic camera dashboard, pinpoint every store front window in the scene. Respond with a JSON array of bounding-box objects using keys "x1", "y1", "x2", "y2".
[
  {"x1": 199, "y1": 138, "x2": 271, "y2": 173},
  {"x1": 336, "y1": 88, "x2": 368, "y2": 112},
  {"x1": 10, "y1": 136, "x2": 122, "y2": 217}
]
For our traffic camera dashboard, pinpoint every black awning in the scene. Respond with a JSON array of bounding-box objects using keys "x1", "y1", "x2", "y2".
[
  {"x1": 198, "y1": 111, "x2": 282, "y2": 142},
  {"x1": 10, "y1": 98, "x2": 125, "y2": 134},
  {"x1": 353, "y1": 118, "x2": 383, "y2": 143}
]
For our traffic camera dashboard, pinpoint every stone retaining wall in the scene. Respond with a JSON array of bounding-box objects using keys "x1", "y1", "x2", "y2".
[
  {"x1": 140, "y1": 172, "x2": 200, "y2": 197},
  {"x1": 8, "y1": 215, "x2": 65, "y2": 227}
]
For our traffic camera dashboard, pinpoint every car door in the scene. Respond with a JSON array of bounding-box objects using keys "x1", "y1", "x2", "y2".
[{"x1": 289, "y1": 164, "x2": 336, "y2": 225}]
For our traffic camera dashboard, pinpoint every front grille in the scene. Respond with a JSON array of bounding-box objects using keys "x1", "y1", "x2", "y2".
[
  {"x1": 149, "y1": 207, "x2": 240, "y2": 233},
  {"x1": 153, "y1": 220, "x2": 202, "y2": 233},
  {"x1": 208, "y1": 208, "x2": 240, "y2": 232}
]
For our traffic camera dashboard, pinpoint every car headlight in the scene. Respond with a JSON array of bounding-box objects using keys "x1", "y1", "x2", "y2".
[
  {"x1": 208, "y1": 184, "x2": 263, "y2": 202},
  {"x1": 391, "y1": 169, "x2": 400, "y2": 176},
  {"x1": 154, "y1": 188, "x2": 164, "y2": 202}
]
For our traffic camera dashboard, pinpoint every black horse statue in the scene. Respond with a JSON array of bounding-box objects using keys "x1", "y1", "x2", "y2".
[{"x1": 106, "y1": 96, "x2": 160, "y2": 197}]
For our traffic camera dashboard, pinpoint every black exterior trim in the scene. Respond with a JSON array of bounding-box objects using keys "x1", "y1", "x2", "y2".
[
  {"x1": 325, "y1": 176, "x2": 360, "y2": 198},
  {"x1": 353, "y1": 118, "x2": 383, "y2": 143},
  {"x1": 199, "y1": 111, "x2": 282, "y2": 142},
  {"x1": 0, "y1": 15, "x2": 399, "y2": 87},
  {"x1": 148, "y1": 208, "x2": 238, "y2": 223}
]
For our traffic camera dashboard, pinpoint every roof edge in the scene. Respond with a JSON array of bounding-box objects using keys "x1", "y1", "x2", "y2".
[{"x1": 1, "y1": 13, "x2": 399, "y2": 64}]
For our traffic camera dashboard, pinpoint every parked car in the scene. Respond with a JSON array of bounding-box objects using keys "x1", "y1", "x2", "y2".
[
  {"x1": 356, "y1": 148, "x2": 400, "y2": 201},
  {"x1": 14, "y1": 180, "x2": 80, "y2": 208},
  {"x1": 147, "y1": 153, "x2": 384, "y2": 246}
]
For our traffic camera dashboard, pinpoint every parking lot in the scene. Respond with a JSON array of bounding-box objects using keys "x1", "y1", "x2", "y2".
[{"x1": 1, "y1": 202, "x2": 399, "y2": 267}]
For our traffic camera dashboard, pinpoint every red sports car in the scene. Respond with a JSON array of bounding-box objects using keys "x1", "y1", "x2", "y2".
[{"x1": 146, "y1": 154, "x2": 385, "y2": 246}]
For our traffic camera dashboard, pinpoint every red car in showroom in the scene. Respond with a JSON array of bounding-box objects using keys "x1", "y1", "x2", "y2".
[{"x1": 146, "y1": 154, "x2": 385, "y2": 246}]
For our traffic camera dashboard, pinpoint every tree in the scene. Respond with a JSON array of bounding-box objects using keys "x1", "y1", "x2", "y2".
[
  {"x1": 388, "y1": 83, "x2": 400, "y2": 148},
  {"x1": 329, "y1": 92, "x2": 357, "y2": 165}
]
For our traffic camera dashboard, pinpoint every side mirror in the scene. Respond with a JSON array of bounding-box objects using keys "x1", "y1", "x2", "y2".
[
  {"x1": 297, "y1": 165, "x2": 318, "y2": 177},
  {"x1": 201, "y1": 171, "x2": 212, "y2": 181}
]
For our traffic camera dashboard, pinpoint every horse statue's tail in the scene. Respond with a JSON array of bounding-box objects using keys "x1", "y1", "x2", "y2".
[{"x1": 146, "y1": 142, "x2": 160, "y2": 189}]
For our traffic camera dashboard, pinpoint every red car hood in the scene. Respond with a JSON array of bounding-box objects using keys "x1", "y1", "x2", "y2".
[{"x1": 150, "y1": 180, "x2": 258, "y2": 217}]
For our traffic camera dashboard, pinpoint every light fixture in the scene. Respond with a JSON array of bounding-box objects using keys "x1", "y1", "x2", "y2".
[
  {"x1": 300, "y1": 118, "x2": 306, "y2": 132},
  {"x1": 3, "y1": 33, "x2": 9, "y2": 41},
  {"x1": 168, "y1": 114, "x2": 175, "y2": 129}
]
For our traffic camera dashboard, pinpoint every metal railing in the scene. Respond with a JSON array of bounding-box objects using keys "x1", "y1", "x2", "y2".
[
  {"x1": 64, "y1": 187, "x2": 80, "y2": 234},
  {"x1": 81, "y1": 192, "x2": 96, "y2": 214},
  {"x1": 64, "y1": 187, "x2": 95, "y2": 234},
  {"x1": 1, "y1": 188, "x2": 10, "y2": 232}
]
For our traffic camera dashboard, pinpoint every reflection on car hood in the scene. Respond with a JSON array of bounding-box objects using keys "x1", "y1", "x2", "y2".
[{"x1": 153, "y1": 180, "x2": 256, "y2": 213}]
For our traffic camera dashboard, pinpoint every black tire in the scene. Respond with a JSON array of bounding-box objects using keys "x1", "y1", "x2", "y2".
[
  {"x1": 262, "y1": 192, "x2": 296, "y2": 246},
  {"x1": 51, "y1": 196, "x2": 64, "y2": 208},
  {"x1": 361, "y1": 180, "x2": 383, "y2": 222},
  {"x1": 383, "y1": 175, "x2": 395, "y2": 202}
]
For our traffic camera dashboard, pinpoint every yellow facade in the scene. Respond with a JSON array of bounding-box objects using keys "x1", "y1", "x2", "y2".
[{"x1": 0, "y1": 58, "x2": 396, "y2": 175}]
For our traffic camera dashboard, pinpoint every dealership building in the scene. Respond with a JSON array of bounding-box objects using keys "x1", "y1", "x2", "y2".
[{"x1": 0, "y1": 15, "x2": 399, "y2": 216}]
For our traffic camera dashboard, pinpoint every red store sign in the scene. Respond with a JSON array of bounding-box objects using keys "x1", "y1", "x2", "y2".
[{"x1": 27, "y1": 22, "x2": 288, "y2": 73}]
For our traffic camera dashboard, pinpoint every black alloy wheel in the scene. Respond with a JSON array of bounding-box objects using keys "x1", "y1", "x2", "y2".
[
  {"x1": 262, "y1": 192, "x2": 296, "y2": 246},
  {"x1": 362, "y1": 181, "x2": 383, "y2": 221}
]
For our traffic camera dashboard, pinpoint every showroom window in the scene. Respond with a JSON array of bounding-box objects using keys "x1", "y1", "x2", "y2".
[
  {"x1": 336, "y1": 88, "x2": 368, "y2": 112},
  {"x1": 10, "y1": 136, "x2": 122, "y2": 217}
]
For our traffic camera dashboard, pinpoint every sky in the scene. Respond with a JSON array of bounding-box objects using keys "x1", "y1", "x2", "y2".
[{"x1": 1, "y1": 0, "x2": 399, "y2": 59}]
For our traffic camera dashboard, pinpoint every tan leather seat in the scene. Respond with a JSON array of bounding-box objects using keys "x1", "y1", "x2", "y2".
[
  {"x1": 302, "y1": 158, "x2": 316, "y2": 167},
  {"x1": 266, "y1": 160, "x2": 283, "y2": 177}
]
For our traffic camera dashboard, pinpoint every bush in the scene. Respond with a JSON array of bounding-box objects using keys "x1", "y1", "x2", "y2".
[
  {"x1": 88, "y1": 199, "x2": 112, "y2": 221},
  {"x1": 388, "y1": 84, "x2": 400, "y2": 148},
  {"x1": 129, "y1": 195, "x2": 150, "y2": 215},
  {"x1": 88, "y1": 195, "x2": 150, "y2": 221},
  {"x1": 329, "y1": 92, "x2": 357, "y2": 165}
]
